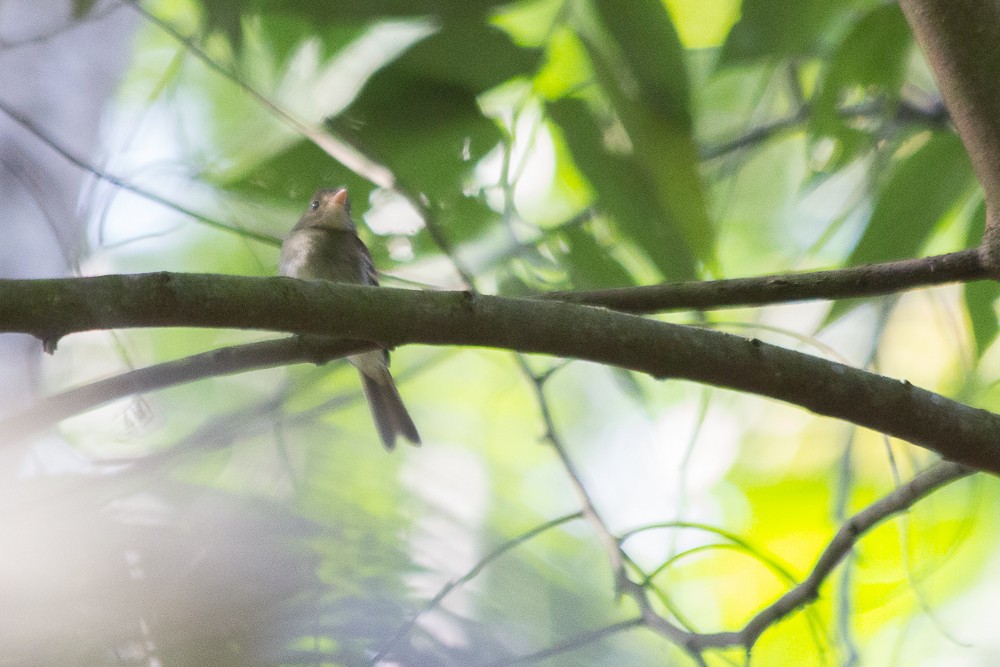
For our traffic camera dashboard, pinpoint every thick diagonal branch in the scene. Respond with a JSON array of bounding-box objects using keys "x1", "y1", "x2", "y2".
[
  {"x1": 899, "y1": 0, "x2": 1000, "y2": 272},
  {"x1": 1, "y1": 273, "x2": 998, "y2": 473}
]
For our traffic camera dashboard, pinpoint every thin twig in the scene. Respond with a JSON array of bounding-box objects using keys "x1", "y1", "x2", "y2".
[
  {"x1": 687, "y1": 461, "x2": 973, "y2": 651},
  {"x1": 372, "y1": 512, "x2": 584, "y2": 664},
  {"x1": 701, "y1": 98, "x2": 950, "y2": 160},
  {"x1": 514, "y1": 356, "x2": 625, "y2": 586},
  {"x1": 0, "y1": 97, "x2": 280, "y2": 246},
  {"x1": 701, "y1": 107, "x2": 810, "y2": 160},
  {"x1": 541, "y1": 248, "x2": 987, "y2": 314},
  {"x1": 513, "y1": 357, "x2": 701, "y2": 658},
  {"x1": 125, "y1": 0, "x2": 397, "y2": 191}
]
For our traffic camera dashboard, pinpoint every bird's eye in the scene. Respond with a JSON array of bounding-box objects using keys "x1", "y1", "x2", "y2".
[{"x1": 310, "y1": 200, "x2": 320, "y2": 211}]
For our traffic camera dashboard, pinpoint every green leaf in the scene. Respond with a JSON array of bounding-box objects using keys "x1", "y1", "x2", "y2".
[
  {"x1": 407, "y1": 195, "x2": 497, "y2": 257},
  {"x1": 592, "y1": 0, "x2": 691, "y2": 128},
  {"x1": 197, "y1": 0, "x2": 517, "y2": 55},
  {"x1": 561, "y1": 226, "x2": 636, "y2": 289},
  {"x1": 257, "y1": 15, "x2": 366, "y2": 69},
  {"x1": 575, "y1": 6, "x2": 715, "y2": 273},
  {"x1": 826, "y1": 131, "x2": 974, "y2": 323},
  {"x1": 823, "y1": 4, "x2": 911, "y2": 97},
  {"x1": 848, "y1": 132, "x2": 974, "y2": 267},
  {"x1": 200, "y1": 0, "x2": 246, "y2": 52},
  {"x1": 720, "y1": 0, "x2": 868, "y2": 65},
  {"x1": 965, "y1": 278, "x2": 999, "y2": 358},
  {"x1": 329, "y1": 22, "x2": 541, "y2": 202},
  {"x1": 238, "y1": 0, "x2": 512, "y2": 23},
  {"x1": 395, "y1": 18, "x2": 542, "y2": 93},
  {"x1": 330, "y1": 72, "x2": 498, "y2": 199},
  {"x1": 224, "y1": 21, "x2": 535, "y2": 253},
  {"x1": 547, "y1": 98, "x2": 699, "y2": 281},
  {"x1": 536, "y1": 26, "x2": 594, "y2": 100},
  {"x1": 217, "y1": 138, "x2": 376, "y2": 206},
  {"x1": 809, "y1": 4, "x2": 913, "y2": 170},
  {"x1": 964, "y1": 200, "x2": 1000, "y2": 356}
]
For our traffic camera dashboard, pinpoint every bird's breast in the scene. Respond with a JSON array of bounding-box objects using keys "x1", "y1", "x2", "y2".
[
  {"x1": 278, "y1": 231, "x2": 316, "y2": 278},
  {"x1": 279, "y1": 228, "x2": 367, "y2": 283}
]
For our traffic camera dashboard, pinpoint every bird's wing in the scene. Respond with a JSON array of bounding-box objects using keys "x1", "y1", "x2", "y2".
[{"x1": 354, "y1": 233, "x2": 379, "y2": 287}]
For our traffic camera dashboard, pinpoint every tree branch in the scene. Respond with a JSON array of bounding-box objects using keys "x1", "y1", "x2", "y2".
[
  {"x1": 686, "y1": 460, "x2": 973, "y2": 652},
  {"x1": 700, "y1": 98, "x2": 949, "y2": 161},
  {"x1": 541, "y1": 249, "x2": 986, "y2": 314},
  {"x1": 1, "y1": 273, "x2": 999, "y2": 474},
  {"x1": 899, "y1": 0, "x2": 1000, "y2": 271},
  {"x1": 0, "y1": 335, "x2": 374, "y2": 444}
]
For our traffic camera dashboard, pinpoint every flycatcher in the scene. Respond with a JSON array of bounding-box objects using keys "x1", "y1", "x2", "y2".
[{"x1": 279, "y1": 188, "x2": 420, "y2": 450}]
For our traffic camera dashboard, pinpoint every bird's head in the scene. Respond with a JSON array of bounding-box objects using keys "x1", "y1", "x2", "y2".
[{"x1": 297, "y1": 187, "x2": 354, "y2": 231}]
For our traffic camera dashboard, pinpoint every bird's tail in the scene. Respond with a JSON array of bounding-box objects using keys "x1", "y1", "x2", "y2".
[{"x1": 360, "y1": 371, "x2": 421, "y2": 450}]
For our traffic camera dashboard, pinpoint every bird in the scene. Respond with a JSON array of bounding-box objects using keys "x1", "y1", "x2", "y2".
[{"x1": 279, "y1": 187, "x2": 420, "y2": 450}]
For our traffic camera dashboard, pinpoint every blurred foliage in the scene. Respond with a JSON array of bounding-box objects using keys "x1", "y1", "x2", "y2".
[{"x1": 12, "y1": 0, "x2": 1000, "y2": 665}]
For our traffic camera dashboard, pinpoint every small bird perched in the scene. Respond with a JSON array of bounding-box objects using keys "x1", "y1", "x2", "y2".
[{"x1": 279, "y1": 187, "x2": 420, "y2": 450}]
